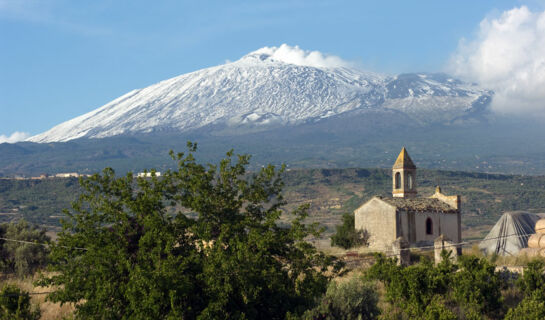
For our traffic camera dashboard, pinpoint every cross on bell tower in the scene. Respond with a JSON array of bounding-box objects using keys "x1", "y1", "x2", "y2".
[{"x1": 392, "y1": 147, "x2": 417, "y2": 198}]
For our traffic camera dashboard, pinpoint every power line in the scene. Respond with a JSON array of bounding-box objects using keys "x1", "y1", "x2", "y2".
[{"x1": 0, "y1": 237, "x2": 87, "y2": 251}]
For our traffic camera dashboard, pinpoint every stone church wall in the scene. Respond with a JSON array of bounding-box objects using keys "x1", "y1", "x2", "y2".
[{"x1": 355, "y1": 198, "x2": 397, "y2": 251}]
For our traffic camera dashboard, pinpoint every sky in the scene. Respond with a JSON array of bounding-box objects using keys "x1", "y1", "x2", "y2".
[{"x1": 1, "y1": 0, "x2": 545, "y2": 142}]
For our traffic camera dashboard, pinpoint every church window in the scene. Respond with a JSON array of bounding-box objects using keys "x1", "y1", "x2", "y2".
[
  {"x1": 395, "y1": 172, "x2": 401, "y2": 189},
  {"x1": 408, "y1": 174, "x2": 413, "y2": 190},
  {"x1": 426, "y1": 218, "x2": 433, "y2": 235}
]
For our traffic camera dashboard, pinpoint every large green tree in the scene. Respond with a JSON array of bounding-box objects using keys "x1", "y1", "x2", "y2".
[{"x1": 39, "y1": 143, "x2": 342, "y2": 319}]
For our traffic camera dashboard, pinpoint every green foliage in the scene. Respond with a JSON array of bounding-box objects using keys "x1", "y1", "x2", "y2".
[
  {"x1": 421, "y1": 297, "x2": 457, "y2": 320},
  {"x1": 0, "y1": 285, "x2": 40, "y2": 320},
  {"x1": 516, "y1": 259, "x2": 545, "y2": 298},
  {"x1": 303, "y1": 275, "x2": 380, "y2": 320},
  {"x1": 367, "y1": 253, "x2": 454, "y2": 317},
  {"x1": 331, "y1": 212, "x2": 369, "y2": 249},
  {"x1": 452, "y1": 255, "x2": 503, "y2": 316},
  {"x1": 38, "y1": 144, "x2": 342, "y2": 319},
  {"x1": 367, "y1": 252, "x2": 502, "y2": 319},
  {"x1": 505, "y1": 291, "x2": 545, "y2": 320},
  {"x1": 0, "y1": 220, "x2": 49, "y2": 277},
  {"x1": 505, "y1": 259, "x2": 545, "y2": 319}
]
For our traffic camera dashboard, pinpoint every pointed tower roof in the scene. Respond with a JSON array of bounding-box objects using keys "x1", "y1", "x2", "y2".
[{"x1": 393, "y1": 147, "x2": 416, "y2": 169}]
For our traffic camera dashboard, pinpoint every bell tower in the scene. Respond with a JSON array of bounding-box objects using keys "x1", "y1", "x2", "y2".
[{"x1": 392, "y1": 147, "x2": 417, "y2": 198}]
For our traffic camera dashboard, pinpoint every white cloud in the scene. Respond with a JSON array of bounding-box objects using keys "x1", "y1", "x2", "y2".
[
  {"x1": 0, "y1": 131, "x2": 31, "y2": 143},
  {"x1": 250, "y1": 44, "x2": 350, "y2": 68},
  {"x1": 449, "y1": 6, "x2": 545, "y2": 117}
]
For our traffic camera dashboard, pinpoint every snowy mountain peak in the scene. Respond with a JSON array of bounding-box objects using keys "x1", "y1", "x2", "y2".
[{"x1": 28, "y1": 46, "x2": 492, "y2": 143}]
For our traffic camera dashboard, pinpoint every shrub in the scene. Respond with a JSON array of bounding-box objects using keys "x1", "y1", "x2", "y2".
[
  {"x1": 517, "y1": 259, "x2": 545, "y2": 298},
  {"x1": 0, "y1": 284, "x2": 40, "y2": 320},
  {"x1": 505, "y1": 291, "x2": 545, "y2": 320},
  {"x1": 304, "y1": 275, "x2": 380, "y2": 320},
  {"x1": 0, "y1": 220, "x2": 49, "y2": 277},
  {"x1": 331, "y1": 212, "x2": 369, "y2": 249},
  {"x1": 451, "y1": 255, "x2": 503, "y2": 316}
]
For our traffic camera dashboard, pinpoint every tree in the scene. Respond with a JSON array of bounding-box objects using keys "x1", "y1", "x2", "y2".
[
  {"x1": 366, "y1": 252, "x2": 501, "y2": 319},
  {"x1": 0, "y1": 285, "x2": 40, "y2": 320},
  {"x1": 505, "y1": 259, "x2": 545, "y2": 319},
  {"x1": 330, "y1": 212, "x2": 369, "y2": 249},
  {"x1": 505, "y1": 291, "x2": 545, "y2": 320},
  {"x1": 516, "y1": 259, "x2": 545, "y2": 298},
  {"x1": 38, "y1": 143, "x2": 342, "y2": 319},
  {"x1": 303, "y1": 275, "x2": 380, "y2": 320},
  {"x1": 451, "y1": 255, "x2": 503, "y2": 317},
  {"x1": 0, "y1": 220, "x2": 49, "y2": 277}
]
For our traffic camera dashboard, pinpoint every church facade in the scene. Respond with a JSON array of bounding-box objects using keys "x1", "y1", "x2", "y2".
[{"x1": 354, "y1": 148, "x2": 461, "y2": 251}]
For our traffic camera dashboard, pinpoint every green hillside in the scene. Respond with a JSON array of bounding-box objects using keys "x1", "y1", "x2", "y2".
[{"x1": 1, "y1": 169, "x2": 545, "y2": 240}]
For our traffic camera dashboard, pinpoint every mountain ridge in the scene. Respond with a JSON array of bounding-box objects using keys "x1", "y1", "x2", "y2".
[{"x1": 28, "y1": 46, "x2": 492, "y2": 143}]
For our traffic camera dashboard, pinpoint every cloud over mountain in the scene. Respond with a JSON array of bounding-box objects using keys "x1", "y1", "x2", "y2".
[
  {"x1": 0, "y1": 131, "x2": 30, "y2": 144},
  {"x1": 250, "y1": 44, "x2": 351, "y2": 68},
  {"x1": 450, "y1": 6, "x2": 545, "y2": 117}
]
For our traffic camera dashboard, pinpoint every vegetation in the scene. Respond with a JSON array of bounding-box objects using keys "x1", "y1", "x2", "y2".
[
  {"x1": 331, "y1": 212, "x2": 369, "y2": 249},
  {"x1": 38, "y1": 144, "x2": 343, "y2": 319},
  {"x1": 367, "y1": 252, "x2": 504, "y2": 319},
  {"x1": 303, "y1": 275, "x2": 380, "y2": 320},
  {"x1": 4, "y1": 167, "x2": 545, "y2": 240},
  {"x1": 0, "y1": 220, "x2": 49, "y2": 277},
  {"x1": 0, "y1": 285, "x2": 40, "y2": 320}
]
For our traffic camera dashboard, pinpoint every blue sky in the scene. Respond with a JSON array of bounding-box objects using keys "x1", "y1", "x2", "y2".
[{"x1": 1, "y1": 0, "x2": 543, "y2": 140}]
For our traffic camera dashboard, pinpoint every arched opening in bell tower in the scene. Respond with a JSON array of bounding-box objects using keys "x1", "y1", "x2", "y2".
[{"x1": 395, "y1": 172, "x2": 401, "y2": 189}]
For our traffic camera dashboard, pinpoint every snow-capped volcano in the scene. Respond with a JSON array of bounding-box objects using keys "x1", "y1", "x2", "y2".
[{"x1": 28, "y1": 45, "x2": 492, "y2": 143}]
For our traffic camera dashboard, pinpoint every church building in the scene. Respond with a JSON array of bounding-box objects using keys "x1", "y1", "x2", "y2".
[{"x1": 354, "y1": 148, "x2": 461, "y2": 251}]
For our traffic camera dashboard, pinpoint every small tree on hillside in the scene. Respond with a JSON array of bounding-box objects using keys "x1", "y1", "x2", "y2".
[
  {"x1": 331, "y1": 212, "x2": 369, "y2": 249},
  {"x1": 0, "y1": 220, "x2": 49, "y2": 277}
]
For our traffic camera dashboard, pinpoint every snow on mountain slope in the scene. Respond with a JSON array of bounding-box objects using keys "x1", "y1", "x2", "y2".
[{"x1": 28, "y1": 45, "x2": 492, "y2": 143}]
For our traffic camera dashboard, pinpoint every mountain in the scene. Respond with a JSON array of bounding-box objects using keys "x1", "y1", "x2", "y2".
[
  {"x1": 28, "y1": 46, "x2": 492, "y2": 143},
  {"x1": 11, "y1": 46, "x2": 545, "y2": 177}
]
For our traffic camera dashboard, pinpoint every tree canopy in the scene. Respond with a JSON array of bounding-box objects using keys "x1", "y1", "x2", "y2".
[{"x1": 38, "y1": 143, "x2": 342, "y2": 319}]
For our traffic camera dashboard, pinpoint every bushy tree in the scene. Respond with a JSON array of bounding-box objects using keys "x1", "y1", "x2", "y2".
[
  {"x1": 505, "y1": 258, "x2": 545, "y2": 319},
  {"x1": 331, "y1": 212, "x2": 369, "y2": 249},
  {"x1": 516, "y1": 259, "x2": 545, "y2": 298},
  {"x1": 0, "y1": 285, "x2": 40, "y2": 320},
  {"x1": 367, "y1": 252, "x2": 502, "y2": 319},
  {"x1": 304, "y1": 275, "x2": 380, "y2": 320},
  {"x1": 367, "y1": 253, "x2": 454, "y2": 317},
  {"x1": 451, "y1": 255, "x2": 503, "y2": 316},
  {"x1": 39, "y1": 143, "x2": 342, "y2": 319},
  {"x1": 0, "y1": 220, "x2": 49, "y2": 277},
  {"x1": 504, "y1": 291, "x2": 545, "y2": 320}
]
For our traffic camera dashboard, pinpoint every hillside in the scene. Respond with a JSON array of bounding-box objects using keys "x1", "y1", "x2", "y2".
[{"x1": 2, "y1": 168, "x2": 545, "y2": 240}]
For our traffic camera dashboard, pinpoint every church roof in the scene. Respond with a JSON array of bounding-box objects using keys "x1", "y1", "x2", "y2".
[
  {"x1": 377, "y1": 196, "x2": 458, "y2": 213},
  {"x1": 393, "y1": 147, "x2": 416, "y2": 169}
]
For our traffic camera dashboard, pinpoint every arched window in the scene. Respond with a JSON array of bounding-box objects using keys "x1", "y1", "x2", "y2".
[
  {"x1": 426, "y1": 218, "x2": 433, "y2": 235},
  {"x1": 395, "y1": 172, "x2": 401, "y2": 189},
  {"x1": 408, "y1": 174, "x2": 413, "y2": 190}
]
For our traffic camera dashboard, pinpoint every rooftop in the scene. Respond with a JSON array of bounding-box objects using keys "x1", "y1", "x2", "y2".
[
  {"x1": 392, "y1": 147, "x2": 416, "y2": 169},
  {"x1": 378, "y1": 196, "x2": 458, "y2": 213}
]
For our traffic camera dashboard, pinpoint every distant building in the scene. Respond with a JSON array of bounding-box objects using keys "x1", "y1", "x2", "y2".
[
  {"x1": 137, "y1": 172, "x2": 161, "y2": 178},
  {"x1": 55, "y1": 173, "x2": 80, "y2": 178},
  {"x1": 354, "y1": 148, "x2": 461, "y2": 252}
]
